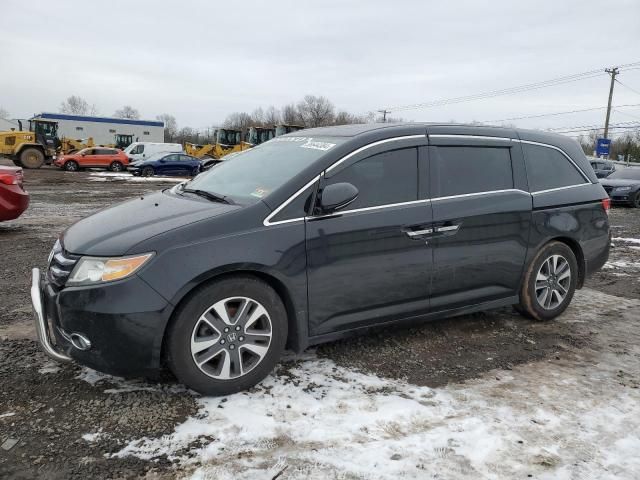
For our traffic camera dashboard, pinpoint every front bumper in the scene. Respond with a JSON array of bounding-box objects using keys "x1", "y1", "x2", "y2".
[{"x1": 30, "y1": 267, "x2": 174, "y2": 376}]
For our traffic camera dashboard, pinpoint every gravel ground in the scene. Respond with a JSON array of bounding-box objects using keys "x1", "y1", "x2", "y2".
[{"x1": 1, "y1": 161, "x2": 639, "y2": 479}]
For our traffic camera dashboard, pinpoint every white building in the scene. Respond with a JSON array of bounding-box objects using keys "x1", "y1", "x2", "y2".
[{"x1": 30, "y1": 112, "x2": 165, "y2": 145}]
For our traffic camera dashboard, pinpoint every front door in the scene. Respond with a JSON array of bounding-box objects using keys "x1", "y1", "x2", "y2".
[
  {"x1": 427, "y1": 136, "x2": 532, "y2": 310},
  {"x1": 305, "y1": 140, "x2": 433, "y2": 336}
]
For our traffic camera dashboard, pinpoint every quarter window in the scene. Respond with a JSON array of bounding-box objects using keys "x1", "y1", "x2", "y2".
[
  {"x1": 522, "y1": 144, "x2": 586, "y2": 192},
  {"x1": 433, "y1": 147, "x2": 513, "y2": 197},
  {"x1": 324, "y1": 148, "x2": 417, "y2": 210}
]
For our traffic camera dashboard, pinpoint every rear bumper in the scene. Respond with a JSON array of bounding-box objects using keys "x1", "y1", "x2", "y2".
[
  {"x1": 30, "y1": 267, "x2": 174, "y2": 377},
  {"x1": 0, "y1": 185, "x2": 29, "y2": 221}
]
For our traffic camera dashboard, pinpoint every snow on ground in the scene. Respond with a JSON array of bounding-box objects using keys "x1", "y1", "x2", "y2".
[
  {"x1": 612, "y1": 237, "x2": 640, "y2": 245},
  {"x1": 106, "y1": 289, "x2": 640, "y2": 480},
  {"x1": 88, "y1": 172, "x2": 186, "y2": 183}
]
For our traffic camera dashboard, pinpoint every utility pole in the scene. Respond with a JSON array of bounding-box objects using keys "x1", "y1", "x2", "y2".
[
  {"x1": 604, "y1": 67, "x2": 619, "y2": 139},
  {"x1": 377, "y1": 109, "x2": 390, "y2": 123}
]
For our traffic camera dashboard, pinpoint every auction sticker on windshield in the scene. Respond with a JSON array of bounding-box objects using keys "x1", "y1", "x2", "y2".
[
  {"x1": 271, "y1": 137, "x2": 336, "y2": 151},
  {"x1": 251, "y1": 187, "x2": 269, "y2": 198}
]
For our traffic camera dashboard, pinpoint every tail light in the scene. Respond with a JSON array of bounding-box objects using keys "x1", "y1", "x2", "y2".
[
  {"x1": 601, "y1": 198, "x2": 611, "y2": 215},
  {"x1": 0, "y1": 174, "x2": 18, "y2": 186}
]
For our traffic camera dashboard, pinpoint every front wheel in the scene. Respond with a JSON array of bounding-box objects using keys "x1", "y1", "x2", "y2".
[
  {"x1": 110, "y1": 161, "x2": 124, "y2": 172},
  {"x1": 166, "y1": 276, "x2": 288, "y2": 396},
  {"x1": 633, "y1": 192, "x2": 640, "y2": 208},
  {"x1": 141, "y1": 166, "x2": 154, "y2": 177},
  {"x1": 64, "y1": 160, "x2": 79, "y2": 172},
  {"x1": 517, "y1": 241, "x2": 578, "y2": 321}
]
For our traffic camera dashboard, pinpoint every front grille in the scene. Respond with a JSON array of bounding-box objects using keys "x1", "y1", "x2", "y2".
[{"x1": 47, "y1": 246, "x2": 79, "y2": 288}]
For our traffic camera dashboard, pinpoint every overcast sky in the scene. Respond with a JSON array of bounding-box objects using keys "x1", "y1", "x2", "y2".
[{"x1": 1, "y1": 0, "x2": 639, "y2": 136}]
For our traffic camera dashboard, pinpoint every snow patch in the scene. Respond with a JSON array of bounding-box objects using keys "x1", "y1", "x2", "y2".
[
  {"x1": 82, "y1": 430, "x2": 107, "y2": 442},
  {"x1": 89, "y1": 172, "x2": 185, "y2": 183},
  {"x1": 76, "y1": 367, "x2": 189, "y2": 394},
  {"x1": 107, "y1": 290, "x2": 640, "y2": 479},
  {"x1": 612, "y1": 237, "x2": 640, "y2": 245},
  {"x1": 0, "y1": 412, "x2": 16, "y2": 419},
  {"x1": 38, "y1": 361, "x2": 61, "y2": 374}
]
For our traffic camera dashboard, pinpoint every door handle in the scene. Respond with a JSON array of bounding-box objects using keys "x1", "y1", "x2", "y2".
[
  {"x1": 404, "y1": 227, "x2": 433, "y2": 238},
  {"x1": 436, "y1": 224, "x2": 460, "y2": 233}
]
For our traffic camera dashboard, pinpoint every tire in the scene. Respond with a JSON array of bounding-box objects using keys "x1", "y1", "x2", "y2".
[
  {"x1": 166, "y1": 276, "x2": 288, "y2": 396},
  {"x1": 19, "y1": 148, "x2": 45, "y2": 169},
  {"x1": 633, "y1": 192, "x2": 640, "y2": 209},
  {"x1": 141, "y1": 166, "x2": 154, "y2": 177},
  {"x1": 517, "y1": 241, "x2": 578, "y2": 321},
  {"x1": 110, "y1": 161, "x2": 124, "y2": 172},
  {"x1": 64, "y1": 160, "x2": 79, "y2": 172}
]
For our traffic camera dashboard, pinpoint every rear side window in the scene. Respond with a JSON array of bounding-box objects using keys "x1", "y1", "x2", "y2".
[
  {"x1": 523, "y1": 144, "x2": 586, "y2": 192},
  {"x1": 325, "y1": 148, "x2": 417, "y2": 209},
  {"x1": 433, "y1": 147, "x2": 513, "y2": 197}
]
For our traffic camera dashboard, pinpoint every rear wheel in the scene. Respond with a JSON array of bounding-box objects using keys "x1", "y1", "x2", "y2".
[
  {"x1": 517, "y1": 241, "x2": 578, "y2": 321},
  {"x1": 166, "y1": 276, "x2": 288, "y2": 396},
  {"x1": 141, "y1": 166, "x2": 154, "y2": 177},
  {"x1": 19, "y1": 148, "x2": 45, "y2": 169},
  {"x1": 64, "y1": 160, "x2": 79, "y2": 172},
  {"x1": 110, "y1": 161, "x2": 124, "y2": 172}
]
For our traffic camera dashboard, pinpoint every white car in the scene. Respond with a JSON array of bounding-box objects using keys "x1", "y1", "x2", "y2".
[{"x1": 123, "y1": 142, "x2": 183, "y2": 162}]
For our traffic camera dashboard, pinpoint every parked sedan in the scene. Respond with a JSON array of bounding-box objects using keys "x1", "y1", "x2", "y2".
[
  {"x1": 0, "y1": 166, "x2": 29, "y2": 221},
  {"x1": 589, "y1": 159, "x2": 616, "y2": 178},
  {"x1": 55, "y1": 148, "x2": 129, "y2": 172},
  {"x1": 128, "y1": 153, "x2": 202, "y2": 177},
  {"x1": 600, "y1": 167, "x2": 640, "y2": 207}
]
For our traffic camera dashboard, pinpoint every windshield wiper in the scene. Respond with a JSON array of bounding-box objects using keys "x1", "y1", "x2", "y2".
[{"x1": 182, "y1": 188, "x2": 233, "y2": 204}]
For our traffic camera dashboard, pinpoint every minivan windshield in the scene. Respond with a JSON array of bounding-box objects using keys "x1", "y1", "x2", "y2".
[
  {"x1": 185, "y1": 136, "x2": 345, "y2": 204},
  {"x1": 608, "y1": 168, "x2": 640, "y2": 180}
]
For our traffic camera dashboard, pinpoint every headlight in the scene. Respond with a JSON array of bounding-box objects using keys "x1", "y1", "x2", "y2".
[
  {"x1": 615, "y1": 186, "x2": 632, "y2": 192},
  {"x1": 67, "y1": 253, "x2": 154, "y2": 285}
]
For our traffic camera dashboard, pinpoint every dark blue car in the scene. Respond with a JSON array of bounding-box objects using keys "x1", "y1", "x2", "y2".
[{"x1": 128, "y1": 152, "x2": 202, "y2": 177}]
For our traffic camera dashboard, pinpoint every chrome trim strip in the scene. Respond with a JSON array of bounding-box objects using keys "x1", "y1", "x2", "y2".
[
  {"x1": 429, "y1": 134, "x2": 514, "y2": 142},
  {"x1": 431, "y1": 189, "x2": 529, "y2": 202},
  {"x1": 30, "y1": 268, "x2": 71, "y2": 363},
  {"x1": 325, "y1": 135, "x2": 425, "y2": 174},
  {"x1": 263, "y1": 175, "x2": 320, "y2": 226},
  {"x1": 306, "y1": 199, "x2": 431, "y2": 221},
  {"x1": 531, "y1": 183, "x2": 592, "y2": 195}
]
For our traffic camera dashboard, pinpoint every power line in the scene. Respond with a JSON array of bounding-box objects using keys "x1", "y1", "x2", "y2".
[
  {"x1": 382, "y1": 70, "x2": 609, "y2": 112},
  {"x1": 483, "y1": 103, "x2": 640, "y2": 123},
  {"x1": 614, "y1": 108, "x2": 640, "y2": 121},
  {"x1": 615, "y1": 79, "x2": 640, "y2": 97}
]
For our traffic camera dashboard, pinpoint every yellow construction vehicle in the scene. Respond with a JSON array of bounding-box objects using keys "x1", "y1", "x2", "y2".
[
  {"x1": 115, "y1": 133, "x2": 135, "y2": 150},
  {"x1": 275, "y1": 124, "x2": 304, "y2": 136},
  {"x1": 183, "y1": 128, "x2": 250, "y2": 160},
  {"x1": 60, "y1": 136, "x2": 95, "y2": 154},
  {"x1": 0, "y1": 119, "x2": 60, "y2": 168}
]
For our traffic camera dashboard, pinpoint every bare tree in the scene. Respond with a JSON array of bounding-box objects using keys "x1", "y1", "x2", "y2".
[
  {"x1": 281, "y1": 103, "x2": 300, "y2": 125},
  {"x1": 263, "y1": 106, "x2": 280, "y2": 126},
  {"x1": 60, "y1": 95, "x2": 98, "y2": 115},
  {"x1": 251, "y1": 107, "x2": 265, "y2": 126},
  {"x1": 297, "y1": 95, "x2": 335, "y2": 127},
  {"x1": 0, "y1": 107, "x2": 9, "y2": 119},
  {"x1": 223, "y1": 112, "x2": 253, "y2": 131},
  {"x1": 113, "y1": 105, "x2": 140, "y2": 119},
  {"x1": 156, "y1": 113, "x2": 177, "y2": 142}
]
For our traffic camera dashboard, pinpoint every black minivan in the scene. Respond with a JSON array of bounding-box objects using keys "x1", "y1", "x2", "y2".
[{"x1": 32, "y1": 124, "x2": 610, "y2": 395}]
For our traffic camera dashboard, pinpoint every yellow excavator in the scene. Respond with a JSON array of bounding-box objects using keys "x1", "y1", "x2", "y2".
[{"x1": 0, "y1": 119, "x2": 60, "y2": 168}]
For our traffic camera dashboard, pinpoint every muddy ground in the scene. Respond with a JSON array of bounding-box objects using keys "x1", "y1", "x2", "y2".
[{"x1": 1, "y1": 161, "x2": 639, "y2": 479}]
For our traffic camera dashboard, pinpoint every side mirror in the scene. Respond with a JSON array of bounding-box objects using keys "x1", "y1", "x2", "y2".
[{"x1": 319, "y1": 182, "x2": 359, "y2": 213}]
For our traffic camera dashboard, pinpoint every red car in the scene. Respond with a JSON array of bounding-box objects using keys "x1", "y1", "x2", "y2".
[
  {"x1": 0, "y1": 166, "x2": 29, "y2": 221},
  {"x1": 54, "y1": 147, "x2": 130, "y2": 172}
]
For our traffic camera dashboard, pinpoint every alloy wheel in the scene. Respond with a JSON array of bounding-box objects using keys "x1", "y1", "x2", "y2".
[
  {"x1": 190, "y1": 296, "x2": 272, "y2": 380},
  {"x1": 535, "y1": 254, "x2": 571, "y2": 310}
]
